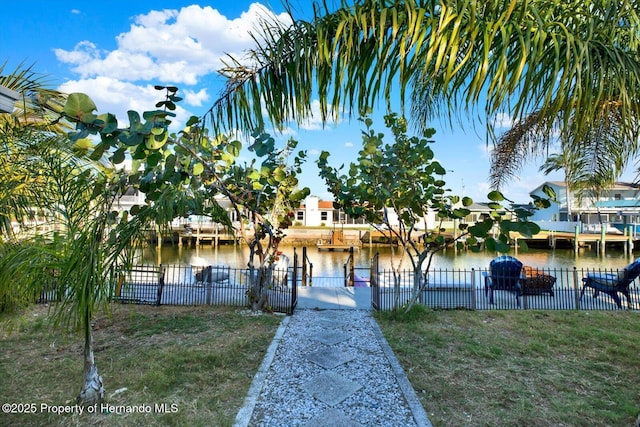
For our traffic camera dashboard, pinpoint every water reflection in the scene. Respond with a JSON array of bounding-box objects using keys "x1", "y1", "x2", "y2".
[{"x1": 142, "y1": 243, "x2": 635, "y2": 276}]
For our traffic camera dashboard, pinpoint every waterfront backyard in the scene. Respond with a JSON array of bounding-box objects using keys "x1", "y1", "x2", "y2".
[
  {"x1": 2, "y1": 304, "x2": 639, "y2": 426},
  {"x1": 376, "y1": 307, "x2": 640, "y2": 426}
]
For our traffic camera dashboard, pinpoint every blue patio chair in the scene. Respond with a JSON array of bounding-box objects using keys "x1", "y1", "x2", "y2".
[
  {"x1": 483, "y1": 256, "x2": 524, "y2": 307},
  {"x1": 580, "y1": 258, "x2": 640, "y2": 309}
]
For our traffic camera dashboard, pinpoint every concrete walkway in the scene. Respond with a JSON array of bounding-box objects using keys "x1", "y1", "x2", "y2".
[
  {"x1": 296, "y1": 287, "x2": 372, "y2": 310},
  {"x1": 234, "y1": 287, "x2": 432, "y2": 427}
]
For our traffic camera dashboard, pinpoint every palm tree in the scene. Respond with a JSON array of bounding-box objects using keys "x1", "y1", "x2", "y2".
[
  {"x1": 0, "y1": 65, "x2": 145, "y2": 405},
  {"x1": 538, "y1": 152, "x2": 585, "y2": 221},
  {"x1": 0, "y1": 134, "x2": 148, "y2": 404},
  {"x1": 210, "y1": 0, "x2": 640, "y2": 156},
  {"x1": 0, "y1": 62, "x2": 68, "y2": 132},
  {"x1": 489, "y1": 105, "x2": 636, "y2": 218},
  {"x1": 0, "y1": 63, "x2": 70, "y2": 238}
]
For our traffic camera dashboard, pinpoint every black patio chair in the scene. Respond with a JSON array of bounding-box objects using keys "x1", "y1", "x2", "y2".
[
  {"x1": 483, "y1": 256, "x2": 524, "y2": 307},
  {"x1": 580, "y1": 258, "x2": 640, "y2": 309}
]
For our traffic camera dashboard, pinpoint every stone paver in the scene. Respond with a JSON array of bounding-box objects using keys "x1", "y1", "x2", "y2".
[{"x1": 234, "y1": 291, "x2": 432, "y2": 427}]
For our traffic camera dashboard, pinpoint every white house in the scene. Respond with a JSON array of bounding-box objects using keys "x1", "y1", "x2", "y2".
[
  {"x1": 295, "y1": 195, "x2": 435, "y2": 229},
  {"x1": 115, "y1": 186, "x2": 147, "y2": 213},
  {"x1": 529, "y1": 181, "x2": 640, "y2": 233},
  {"x1": 295, "y1": 196, "x2": 339, "y2": 226}
]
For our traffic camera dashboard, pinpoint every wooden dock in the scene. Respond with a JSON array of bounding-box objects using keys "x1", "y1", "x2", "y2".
[
  {"x1": 317, "y1": 230, "x2": 361, "y2": 252},
  {"x1": 178, "y1": 227, "x2": 240, "y2": 246},
  {"x1": 360, "y1": 230, "x2": 399, "y2": 245},
  {"x1": 515, "y1": 230, "x2": 635, "y2": 254}
]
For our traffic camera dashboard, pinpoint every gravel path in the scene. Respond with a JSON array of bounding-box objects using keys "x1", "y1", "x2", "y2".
[{"x1": 235, "y1": 309, "x2": 432, "y2": 427}]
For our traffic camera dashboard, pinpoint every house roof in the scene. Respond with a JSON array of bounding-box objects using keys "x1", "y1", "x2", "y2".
[
  {"x1": 318, "y1": 201, "x2": 335, "y2": 209},
  {"x1": 299, "y1": 200, "x2": 336, "y2": 209},
  {"x1": 467, "y1": 202, "x2": 493, "y2": 211}
]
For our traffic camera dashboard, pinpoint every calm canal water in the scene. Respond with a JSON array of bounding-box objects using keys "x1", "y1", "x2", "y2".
[{"x1": 143, "y1": 243, "x2": 635, "y2": 276}]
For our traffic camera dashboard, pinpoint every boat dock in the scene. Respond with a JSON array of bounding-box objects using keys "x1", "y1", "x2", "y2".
[
  {"x1": 515, "y1": 230, "x2": 635, "y2": 254},
  {"x1": 317, "y1": 229, "x2": 361, "y2": 252},
  {"x1": 179, "y1": 232, "x2": 239, "y2": 246}
]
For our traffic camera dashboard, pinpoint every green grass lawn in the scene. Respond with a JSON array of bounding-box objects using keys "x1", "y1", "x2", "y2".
[
  {"x1": 0, "y1": 304, "x2": 282, "y2": 427},
  {"x1": 4, "y1": 303, "x2": 639, "y2": 427},
  {"x1": 375, "y1": 307, "x2": 640, "y2": 427}
]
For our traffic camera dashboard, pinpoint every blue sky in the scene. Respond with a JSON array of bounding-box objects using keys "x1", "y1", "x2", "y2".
[{"x1": 2, "y1": 1, "x2": 573, "y2": 203}]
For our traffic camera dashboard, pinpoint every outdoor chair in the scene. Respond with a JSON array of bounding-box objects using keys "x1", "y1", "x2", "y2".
[
  {"x1": 483, "y1": 256, "x2": 524, "y2": 307},
  {"x1": 580, "y1": 258, "x2": 640, "y2": 309}
]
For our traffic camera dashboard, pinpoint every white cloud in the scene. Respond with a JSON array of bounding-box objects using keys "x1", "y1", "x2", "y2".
[
  {"x1": 182, "y1": 88, "x2": 209, "y2": 107},
  {"x1": 52, "y1": 4, "x2": 294, "y2": 131},
  {"x1": 54, "y1": 41, "x2": 101, "y2": 67},
  {"x1": 493, "y1": 112, "x2": 514, "y2": 129},
  {"x1": 54, "y1": 4, "x2": 291, "y2": 85},
  {"x1": 344, "y1": 142, "x2": 354, "y2": 148}
]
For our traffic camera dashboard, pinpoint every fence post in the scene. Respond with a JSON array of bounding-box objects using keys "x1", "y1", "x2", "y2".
[
  {"x1": 301, "y1": 247, "x2": 307, "y2": 286},
  {"x1": 349, "y1": 246, "x2": 355, "y2": 287},
  {"x1": 343, "y1": 262, "x2": 347, "y2": 287},
  {"x1": 204, "y1": 266, "x2": 214, "y2": 306},
  {"x1": 293, "y1": 247, "x2": 298, "y2": 282},
  {"x1": 371, "y1": 252, "x2": 380, "y2": 310},
  {"x1": 156, "y1": 265, "x2": 165, "y2": 306},
  {"x1": 291, "y1": 249, "x2": 298, "y2": 314},
  {"x1": 573, "y1": 267, "x2": 580, "y2": 310},
  {"x1": 471, "y1": 268, "x2": 476, "y2": 310}
]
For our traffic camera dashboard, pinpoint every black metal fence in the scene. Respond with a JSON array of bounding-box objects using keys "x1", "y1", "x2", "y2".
[
  {"x1": 33, "y1": 257, "x2": 640, "y2": 313},
  {"x1": 370, "y1": 266, "x2": 640, "y2": 311},
  {"x1": 35, "y1": 263, "x2": 297, "y2": 315}
]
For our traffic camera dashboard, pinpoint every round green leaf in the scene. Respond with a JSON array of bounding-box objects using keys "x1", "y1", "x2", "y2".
[
  {"x1": 487, "y1": 190, "x2": 504, "y2": 202},
  {"x1": 227, "y1": 140, "x2": 242, "y2": 157},
  {"x1": 111, "y1": 148, "x2": 126, "y2": 164},
  {"x1": 146, "y1": 130, "x2": 168, "y2": 150},
  {"x1": 63, "y1": 93, "x2": 97, "y2": 121}
]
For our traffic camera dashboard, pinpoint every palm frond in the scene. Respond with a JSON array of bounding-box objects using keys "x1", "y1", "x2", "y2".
[
  {"x1": 210, "y1": 0, "x2": 640, "y2": 146},
  {"x1": 489, "y1": 110, "x2": 555, "y2": 188},
  {"x1": 0, "y1": 62, "x2": 68, "y2": 133}
]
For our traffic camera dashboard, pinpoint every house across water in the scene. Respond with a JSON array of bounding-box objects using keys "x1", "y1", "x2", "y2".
[{"x1": 529, "y1": 181, "x2": 640, "y2": 236}]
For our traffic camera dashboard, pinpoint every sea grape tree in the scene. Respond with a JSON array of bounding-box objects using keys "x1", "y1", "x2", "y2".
[
  {"x1": 318, "y1": 113, "x2": 548, "y2": 311},
  {"x1": 219, "y1": 134, "x2": 309, "y2": 310},
  {"x1": 0, "y1": 85, "x2": 310, "y2": 405}
]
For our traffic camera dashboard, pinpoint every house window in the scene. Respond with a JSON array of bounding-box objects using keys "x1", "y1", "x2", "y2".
[
  {"x1": 296, "y1": 211, "x2": 304, "y2": 221},
  {"x1": 321, "y1": 211, "x2": 328, "y2": 221}
]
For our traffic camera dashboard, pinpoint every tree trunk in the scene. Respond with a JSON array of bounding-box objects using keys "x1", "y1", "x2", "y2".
[
  {"x1": 405, "y1": 255, "x2": 428, "y2": 313},
  {"x1": 77, "y1": 322, "x2": 104, "y2": 406},
  {"x1": 248, "y1": 266, "x2": 269, "y2": 311},
  {"x1": 392, "y1": 268, "x2": 402, "y2": 310}
]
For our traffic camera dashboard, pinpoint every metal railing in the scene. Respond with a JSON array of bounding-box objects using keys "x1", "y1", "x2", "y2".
[
  {"x1": 344, "y1": 246, "x2": 370, "y2": 287},
  {"x1": 298, "y1": 247, "x2": 313, "y2": 287},
  {"x1": 35, "y1": 263, "x2": 297, "y2": 315},
  {"x1": 33, "y1": 260, "x2": 640, "y2": 314},
  {"x1": 370, "y1": 266, "x2": 640, "y2": 312}
]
